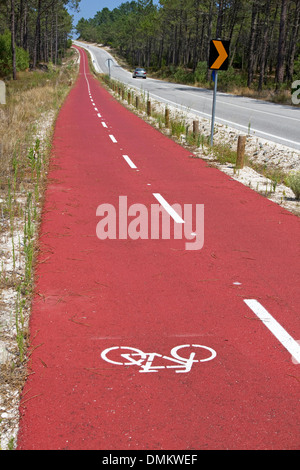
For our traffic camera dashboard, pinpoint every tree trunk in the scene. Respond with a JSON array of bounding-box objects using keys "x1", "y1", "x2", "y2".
[
  {"x1": 33, "y1": 0, "x2": 42, "y2": 68},
  {"x1": 258, "y1": 1, "x2": 271, "y2": 91},
  {"x1": 192, "y1": 0, "x2": 200, "y2": 72},
  {"x1": 276, "y1": 0, "x2": 288, "y2": 88},
  {"x1": 55, "y1": 10, "x2": 58, "y2": 65},
  {"x1": 286, "y1": 0, "x2": 300, "y2": 81},
  {"x1": 206, "y1": 0, "x2": 214, "y2": 81},
  {"x1": 247, "y1": 0, "x2": 259, "y2": 88},
  {"x1": 11, "y1": 0, "x2": 17, "y2": 79},
  {"x1": 216, "y1": 0, "x2": 224, "y2": 38}
]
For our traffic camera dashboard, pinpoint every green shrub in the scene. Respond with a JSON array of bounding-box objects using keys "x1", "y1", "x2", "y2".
[
  {"x1": 217, "y1": 66, "x2": 245, "y2": 91},
  {"x1": 194, "y1": 61, "x2": 208, "y2": 85},
  {"x1": 287, "y1": 172, "x2": 300, "y2": 200},
  {"x1": 16, "y1": 46, "x2": 29, "y2": 71},
  {"x1": 173, "y1": 67, "x2": 194, "y2": 84},
  {"x1": 294, "y1": 54, "x2": 300, "y2": 78},
  {"x1": 0, "y1": 30, "x2": 29, "y2": 77}
]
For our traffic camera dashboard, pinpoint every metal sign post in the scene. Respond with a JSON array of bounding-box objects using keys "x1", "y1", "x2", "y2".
[
  {"x1": 208, "y1": 39, "x2": 230, "y2": 146},
  {"x1": 210, "y1": 71, "x2": 218, "y2": 147},
  {"x1": 106, "y1": 58, "x2": 113, "y2": 79}
]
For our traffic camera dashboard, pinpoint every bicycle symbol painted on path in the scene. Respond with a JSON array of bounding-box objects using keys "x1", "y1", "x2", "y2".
[{"x1": 101, "y1": 344, "x2": 217, "y2": 374}]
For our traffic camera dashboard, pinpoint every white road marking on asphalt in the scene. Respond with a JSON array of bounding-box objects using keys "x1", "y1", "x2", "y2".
[
  {"x1": 244, "y1": 299, "x2": 300, "y2": 364},
  {"x1": 102, "y1": 122, "x2": 108, "y2": 128},
  {"x1": 97, "y1": 113, "x2": 102, "y2": 118},
  {"x1": 109, "y1": 135, "x2": 117, "y2": 143},
  {"x1": 181, "y1": 89, "x2": 300, "y2": 123},
  {"x1": 146, "y1": 92, "x2": 300, "y2": 147},
  {"x1": 122, "y1": 155, "x2": 137, "y2": 169},
  {"x1": 153, "y1": 193, "x2": 185, "y2": 224}
]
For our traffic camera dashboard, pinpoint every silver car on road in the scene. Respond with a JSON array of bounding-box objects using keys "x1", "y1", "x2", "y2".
[{"x1": 132, "y1": 68, "x2": 147, "y2": 79}]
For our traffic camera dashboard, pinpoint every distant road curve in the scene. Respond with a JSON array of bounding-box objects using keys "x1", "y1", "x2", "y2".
[{"x1": 74, "y1": 41, "x2": 300, "y2": 151}]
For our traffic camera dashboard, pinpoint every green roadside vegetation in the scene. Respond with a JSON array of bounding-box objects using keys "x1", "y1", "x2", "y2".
[
  {"x1": 0, "y1": 47, "x2": 79, "y2": 450},
  {"x1": 76, "y1": 0, "x2": 300, "y2": 104}
]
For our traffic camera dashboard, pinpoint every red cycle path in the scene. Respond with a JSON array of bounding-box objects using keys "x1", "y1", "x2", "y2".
[{"x1": 17, "y1": 47, "x2": 300, "y2": 450}]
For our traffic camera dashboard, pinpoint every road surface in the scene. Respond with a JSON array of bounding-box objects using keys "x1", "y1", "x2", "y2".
[
  {"x1": 17, "y1": 46, "x2": 300, "y2": 451},
  {"x1": 74, "y1": 40, "x2": 300, "y2": 152}
]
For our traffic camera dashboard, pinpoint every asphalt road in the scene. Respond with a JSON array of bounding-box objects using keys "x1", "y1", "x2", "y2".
[{"x1": 74, "y1": 40, "x2": 300, "y2": 151}]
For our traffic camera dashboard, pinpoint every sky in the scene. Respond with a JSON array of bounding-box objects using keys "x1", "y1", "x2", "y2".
[{"x1": 68, "y1": 0, "x2": 160, "y2": 34}]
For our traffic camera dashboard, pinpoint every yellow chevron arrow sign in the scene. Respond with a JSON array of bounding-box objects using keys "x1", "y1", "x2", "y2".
[{"x1": 208, "y1": 39, "x2": 230, "y2": 71}]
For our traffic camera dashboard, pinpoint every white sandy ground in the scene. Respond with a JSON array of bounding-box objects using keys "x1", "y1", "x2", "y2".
[
  {"x1": 0, "y1": 63, "x2": 299, "y2": 448},
  {"x1": 140, "y1": 94, "x2": 300, "y2": 214}
]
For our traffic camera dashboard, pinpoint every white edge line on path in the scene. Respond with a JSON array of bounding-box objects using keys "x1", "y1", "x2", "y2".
[
  {"x1": 109, "y1": 135, "x2": 117, "y2": 143},
  {"x1": 123, "y1": 155, "x2": 137, "y2": 169},
  {"x1": 153, "y1": 193, "x2": 185, "y2": 224},
  {"x1": 244, "y1": 299, "x2": 300, "y2": 364}
]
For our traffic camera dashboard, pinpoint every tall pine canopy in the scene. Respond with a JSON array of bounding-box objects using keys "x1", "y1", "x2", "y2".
[{"x1": 76, "y1": 0, "x2": 300, "y2": 92}]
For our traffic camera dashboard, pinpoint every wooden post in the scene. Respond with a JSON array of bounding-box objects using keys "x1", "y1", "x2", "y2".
[
  {"x1": 236, "y1": 136, "x2": 246, "y2": 169},
  {"x1": 165, "y1": 108, "x2": 170, "y2": 128},
  {"x1": 193, "y1": 121, "x2": 199, "y2": 138},
  {"x1": 136, "y1": 96, "x2": 140, "y2": 109},
  {"x1": 147, "y1": 100, "x2": 151, "y2": 116},
  {"x1": 128, "y1": 91, "x2": 131, "y2": 105}
]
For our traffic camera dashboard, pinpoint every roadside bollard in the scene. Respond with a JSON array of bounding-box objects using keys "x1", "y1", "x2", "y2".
[
  {"x1": 165, "y1": 108, "x2": 170, "y2": 128},
  {"x1": 236, "y1": 135, "x2": 246, "y2": 169},
  {"x1": 193, "y1": 121, "x2": 199, "y2": 138}
]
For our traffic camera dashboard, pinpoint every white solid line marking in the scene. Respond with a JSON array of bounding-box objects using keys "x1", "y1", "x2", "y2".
[
  {"x1": 244, "y1": 299, "x2": 300, "y2": 364},
  {"x1": 109, "y1": 135, "x2": 117, "y2": 143},
  {"x1": 102, "y1": 122, "x2": 108, "y2": 128},
  {"x1": 181, "y1": 89, "x2": 300, "y2": 123},
  {"x1": 122, "y1": 155, "x2": 137, "y2": 169},
  {"x1": 146, "y1": 92, "x2": 300, "y2": 147},
  {"x1": 153, "y1": 193, "x2": 185, "y2": 224}
]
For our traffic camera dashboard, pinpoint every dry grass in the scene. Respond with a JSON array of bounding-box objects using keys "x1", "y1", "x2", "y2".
[
  {"x1": 0, "y1": 61, "x2": 76, "y2": 188},
  {"x1": 0, "y1": 49, "x2": 79, "y2": 450}
]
